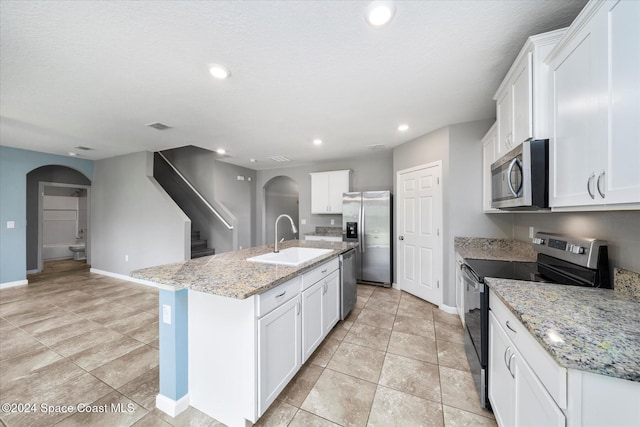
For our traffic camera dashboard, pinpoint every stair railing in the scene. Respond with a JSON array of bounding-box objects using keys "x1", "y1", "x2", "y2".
[{"x1": 157, "y1": 152, "x2": 234, "y2": 230}]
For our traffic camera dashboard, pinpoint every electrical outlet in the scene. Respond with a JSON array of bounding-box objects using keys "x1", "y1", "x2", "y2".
[
  {"x1": 6, "y1": 221, "x2": 15, "y2": 229},
  {"x1": 301, "y1": 219, "x2": 307, "y2": 225},
  {"x1": 162, "y1": 304, "x2": 172, "y2": 325},
  {"x1": 529, "y1": 227, "x2": 535, "y2": 239},
  {"x1": 331, "y1": 219, "x2": 335, "y2": 225},
  {"x1": 125, "y1": 254, "x2": 129, "y2": 262}
]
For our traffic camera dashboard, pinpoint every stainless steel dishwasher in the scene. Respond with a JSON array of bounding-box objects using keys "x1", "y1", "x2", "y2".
[{"x1": 340, "y1": 248, "x2": 357, "y2": 320}]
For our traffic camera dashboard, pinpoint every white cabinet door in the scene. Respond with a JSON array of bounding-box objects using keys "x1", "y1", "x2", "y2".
[
  {"x1": 514, "y1": 345, "x2": 566, "y2": 427},
  {"x1": 496, "y1": 89, "x2": 513, "y2": 159},
  {"x1": 310, "y1": 173, "x2": 330, "y2": 214},
  {"x1": 511, "y1": 53, "x2": 533, "y2": 146},
  {"x1": 550, "y1": 0, "x2": 640, "y2": 208},
  {"x1": 481, "y1": 123, "x2": 502, "y2": 213},
  {"x1": 257, "y1": 296, "x2": 301, "y2": 416},
  {"x1": 301, "y1": 280, "x2": 324, "y2": 361},
  {"x1": 489, "y1": 312, "x2": 515, "y2": 427},
  {"x1": 322, "y1": 270, "x2": 340, "y2": 335},
  {"x1": 327, "y1": 170, "x2": 350, "y2": 214}
]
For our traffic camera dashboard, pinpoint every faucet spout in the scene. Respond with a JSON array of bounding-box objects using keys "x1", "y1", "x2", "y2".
[{"x1": 274, "y1": 214, "x2": 297, "y2": 253}]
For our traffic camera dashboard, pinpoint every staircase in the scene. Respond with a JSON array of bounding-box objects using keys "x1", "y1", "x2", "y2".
[{"x1": 191, "y1": 230, "x2": 215, "y2": 259}]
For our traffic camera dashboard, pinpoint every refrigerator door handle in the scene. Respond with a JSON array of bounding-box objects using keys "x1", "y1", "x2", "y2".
[{"x1": 360, "y1": 201, "x2": 365, "y2": 253}]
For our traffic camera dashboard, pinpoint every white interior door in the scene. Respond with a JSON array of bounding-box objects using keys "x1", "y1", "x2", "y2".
[{"x1": 397, "y1": 163, "x2": 442, "y2": 306}]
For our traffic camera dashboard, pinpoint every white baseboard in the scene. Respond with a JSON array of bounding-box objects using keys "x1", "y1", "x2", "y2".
[
  {"x1": 438, "y1": 303, "x2": 458, "y2": 315},
  {"x1": 391, "y1": 282, "x2": 400, "y2": 290},
  {"x1": 156, "y1": 393, "x2": 190, "y2": 418},
  {"x1": 0, "y1": 279, "x2": 28, "y2": 290},
  {"x1": 90, "y1": 268, "x2": 159, "y2": 288},
  {"x1": 26, "y1": 269, "x2": 38, "y2": 275}
]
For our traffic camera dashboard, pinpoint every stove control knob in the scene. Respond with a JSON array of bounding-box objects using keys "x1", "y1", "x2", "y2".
[
  {"x1": 571, "y1": 245, "x2": 585, "y2": 255},
  {"x1": 532, "y1": 237, "x2": 545, "y2": 245}
]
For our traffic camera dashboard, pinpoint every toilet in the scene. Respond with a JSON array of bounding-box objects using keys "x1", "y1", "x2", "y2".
[{"x1": 69, "y1": 244, "x2": 86, "y2": 260}]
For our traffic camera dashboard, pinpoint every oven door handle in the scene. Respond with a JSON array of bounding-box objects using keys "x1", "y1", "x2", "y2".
[{"x1": 460, "y1": 263, "x2": 480, "y2": 284}]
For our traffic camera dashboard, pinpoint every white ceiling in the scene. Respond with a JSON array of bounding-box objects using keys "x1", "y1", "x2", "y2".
[{"x1": 0, "y1": 0, "x2": 587, "y2": 170}]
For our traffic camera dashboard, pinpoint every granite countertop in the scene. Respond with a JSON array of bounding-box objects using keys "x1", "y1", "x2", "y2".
[
  {"x1": 454, "y1": 237, "x2": 536, "y2": 262},
  {"x1": 131, "y1": 240, "x2": 357, "y2": 299},
  {"x1": 486, "y1": 278, "x2": 640, "y2": 382}
]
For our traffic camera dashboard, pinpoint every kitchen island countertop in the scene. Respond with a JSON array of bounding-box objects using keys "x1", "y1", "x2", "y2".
[
  {"x1": 486, "y1": 278, "x2": 640, "y2": 382},
  {"x1": 131, "y1": 239, "x2": 357, "y2": 299}
]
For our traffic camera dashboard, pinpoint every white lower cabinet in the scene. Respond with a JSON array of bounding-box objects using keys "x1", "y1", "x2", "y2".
[
  {"x1": 257, "y1": 295, "x2": 301, "y2": 415},
  {"x1": 322, "y1": 270, "x2": 340, "y2": 335},
  {"x1": 489, "y1": 311, "x2": 515, "y2": 427},
  {"x1": 302, "y1": 268, "x2": 340, "y2": 362}
]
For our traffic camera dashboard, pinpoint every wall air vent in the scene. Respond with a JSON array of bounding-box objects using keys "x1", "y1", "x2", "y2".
[
  {"x1": 146, "y1": 122, "x2": 172, "y2": 130},
  {"x1": 74, "y1": 146, "x2": 93, "y2": 151},
  {"x1": 268, "y1": 155, "x2": 292, "y2": 162},
  {"x1": 366, "y1": 144, "x2": 386, "y2": 150}
]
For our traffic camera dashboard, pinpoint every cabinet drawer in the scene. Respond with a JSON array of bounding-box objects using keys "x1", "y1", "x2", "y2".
[
  {"x1": 256, "y1": 276, "x2": 302, "y2": 318},
  {"x1": 490, "y1": 292, "x2": 567, "y2": 409},
  {"x1": 302, "y1": 258, "x2": 339, "y2": 290}
]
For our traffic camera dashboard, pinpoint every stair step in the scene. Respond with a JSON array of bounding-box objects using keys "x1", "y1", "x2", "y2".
[
  {"x1": 191, "y1": 231, "x2": 201, "y2": 239},
  {"x1": 191, "y1": 239, "x2": 208, "y2": 248},
  {"x1": 191, "y1": 247, "x2": 215, "y2": 259}
]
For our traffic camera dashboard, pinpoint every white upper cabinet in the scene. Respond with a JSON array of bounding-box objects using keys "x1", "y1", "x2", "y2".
[
  {"x1": 494, "y1": 29, "x2": 566, "y2": 158},
  {"x1": 310, "y1": 170, "x2": 350, "y2": 214},
  {"x1": 481, "y1": 123, "x2": 503, "y2": 213},
  {"x1": 548, "y1": 0, "x2": 640, "y2": 209}
]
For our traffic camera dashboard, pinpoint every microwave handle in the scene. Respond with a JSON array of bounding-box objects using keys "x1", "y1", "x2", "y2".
[{"x1": 507, "y1": 158, "x2": 522, "y2": 197}]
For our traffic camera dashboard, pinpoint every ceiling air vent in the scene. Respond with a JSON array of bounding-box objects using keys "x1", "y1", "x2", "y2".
[
  {"x1": 146, "y1": 122, "x2": 172, "y2": 131},
  {"x1": 366, "y1": 144, "x2": 386, "y2": 151},
  {"x1": 74, "y1": 146, "x2": 93, "y2": 151},
  {"x1": 268, "y1": 155, "x2": 292, "y2": 163}
]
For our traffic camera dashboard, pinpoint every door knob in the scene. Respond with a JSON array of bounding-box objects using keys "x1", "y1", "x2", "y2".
[{"x1": 399, "y1": 236, "x2": 404, "y2": 240}]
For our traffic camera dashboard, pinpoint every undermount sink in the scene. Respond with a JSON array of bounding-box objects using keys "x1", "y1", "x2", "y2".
[{"x1": 246, "y1": 247, "x2": 333, "y2": 267}]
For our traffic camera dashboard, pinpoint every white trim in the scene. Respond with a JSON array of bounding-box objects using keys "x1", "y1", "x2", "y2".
[
  {"x1": 89, "y1": 268, "x2": 171, "y2": 290},
  {"x1": 26, "y1": 269, "x2": 38, "y2": 275},
  {"x1": 391, "y1": 282, "x2": 400, "y2": 290},
  {"x1": 0, "y1": 279, "x2": 28, "y2": 289},
  {"x1": 156, "y1": 393, "x2": 190, "y2": 418},
  {"x1": 438, "y1": 304, "x2": 458, "y2": 315}
]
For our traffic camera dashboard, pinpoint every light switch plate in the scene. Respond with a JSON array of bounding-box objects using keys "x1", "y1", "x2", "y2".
[
  {"x1": 301, "y1": 219, "x2": 307, "y2": 225},
  {"x1": 162, "y1": 304, "x2": 172, "y2": 325},
  {"x1": 6, "y1": 221, "x2": 15, "y2": 229}
]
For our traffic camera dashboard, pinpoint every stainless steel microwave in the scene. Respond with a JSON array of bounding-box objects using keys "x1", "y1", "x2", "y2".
[{"x1": 491, "y1": 139, "x2": 549, "y2": 210}]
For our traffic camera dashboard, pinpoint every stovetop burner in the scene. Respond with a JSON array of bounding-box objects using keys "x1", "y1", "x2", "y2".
[{"x1": 462, "y1": 259, "x2": 544, "y2": 283}]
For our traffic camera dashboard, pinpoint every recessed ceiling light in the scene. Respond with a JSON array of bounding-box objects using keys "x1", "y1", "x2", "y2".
[
  {"x1": 398, "y1": 124, "x2": 409, "y2": 132},
  {"x1": 209, "y1": 64, "x2": 231, "y2": 79},
  {"x1": 68, "y1": 152, "x2": 78, "y2": 156},
  {"x1": 216, "y1": 148, "x2": 226, "y2": 155},
  {"x1": 250, "y1": 158, "x2": 257, "y2": 163},
  {"x1": 313, "y1": 139, "x2": 323, "y2": 145},
  {"x1": 366, "y1": 1, "x2": 396, "y2": 27}
]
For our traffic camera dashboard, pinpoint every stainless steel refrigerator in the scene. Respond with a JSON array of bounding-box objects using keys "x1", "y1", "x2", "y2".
[{"x1": 342, "y1": 191, "x2": 392, "y2": 287}]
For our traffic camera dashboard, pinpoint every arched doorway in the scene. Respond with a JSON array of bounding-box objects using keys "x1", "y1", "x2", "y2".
[
  {"x1": 264, "y1": 176, "x2": 299, "y2": 245},
  {"x1": 26, "y1": 165, "x2": 92, "y2": 273}
]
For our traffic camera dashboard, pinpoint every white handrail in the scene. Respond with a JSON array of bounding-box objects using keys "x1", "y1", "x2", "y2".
[{"x1": 157, "y1": 152, "x2": 234, "y2": 230}]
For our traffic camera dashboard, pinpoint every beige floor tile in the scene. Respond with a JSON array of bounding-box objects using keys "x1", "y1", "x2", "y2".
[
  {"x1": 400, "y1": 291, "x2": 436, "y2": 307},
  {"x1": 443, "y1": 405, "x2": 497, "y2": 427},
  {"x1": 69, "y1": 335, "x2": 144, "y2": 371},
  {"x1": 289, "y1": 409, "x2": 341, "y2": 427},
  {"x1": 356, "y1": 285, "x2": 375, "y2": 298},
  {"x1": 440, "y1": 366, "x2": 494, "y2": 419},
  {"x1": 435, "y1": 322, "x2": 466, "y2": 345},
  {"x1": 151, "y1": 406, "x2": 220, "y2": 427},
  {"x1": 278, "y1": 364, "x2": 324, "y2": 407},
  {"x1": 393, "y1": 314, "x2": 436, "y2": 339},
  {"x1": 396, "y1": 299, "x2": 435, "y2": 320},
  {"x1": 50, "y1": 327, "x2": 125, "y2": 358},
  {"x1": 0, "y1": 303, "x2": 60, "y2": 327},
  {"x1": 355, "y1": 308, "x2": 395, "y2": 330},
  {"x1": 33, "y1": 318, "x2": 103, "y2": 346},
  {"x1": 118, "y1": 367, "x2": 160, "y2": 410},
  {"x1": 104, "y1": 311, "x2": 158, "y2": 336},
  {"x1": 1, "y1": 347, "x2": 64, "y2": 385},
  {"x1": 344, "y1": 307, "x2": 362, "y2": 323},
  {"x1": 128, "y1": 320, "x2": 159, "y2": 344},
  {"x1": 301, "y1": 369, "x2": 377, "y2": 427},
  {"x1": 368, "y1": 289, "x2": 401, "y2": 303},
  {"x1": 0, "y1": 325, "x2": 47, "y2": 361},
  {"x1": 327, "y1": 341, "x2": 385, "y2": 383},
  {"x1": 131, "y1": 412, "x2": 173, "y2": 426},
  {"x1": 437, "y1": 340, "x2": 471, "y2": 371},
  {"x1": 308, "y1": 337, "x2": 340, "y2": 368},
  {"x1": 90, "y1": 345, "x2": 158, "y2": 389},
  {"x1": 79, "y1": 303, "x2": 140, "y2": 325},
  {"x1": 344, "y1": 323, "x2": 391, "y2": 351},
  {"x1": 355, "y1": 297, "x2": 367, "y2": 309},
  {"x1": 433, "y1": 309, "x2": 463, "y2": 326},
  {"x1": 379, "y1": 353, "x2": 441, "y2": 403},
  {"x1": 18, "y1": 311, "x2": 83, "y2": 335},
  {"x1": 363, "y1": 298, "x2": 398, "y2": 315},
  {"x1": 55, "y1": 391, "x2": 147, "y2": 427},
  {"x1": 254, "y1": 399, "x2": 298, "y2": 426},
  {"x1": 326, "y1": 320, "x2": 353, "y2": 341},
  {"x1": 387, "y1": 331, "x2": 438, "y2": 364},
  {"x1": 368, "y1": 385, "x2": 444, "y2": 427}
]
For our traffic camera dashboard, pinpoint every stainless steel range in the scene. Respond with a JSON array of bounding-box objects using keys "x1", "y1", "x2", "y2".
[{"x1": 461, "y1": 232, "x2": 611, "y2": 409}]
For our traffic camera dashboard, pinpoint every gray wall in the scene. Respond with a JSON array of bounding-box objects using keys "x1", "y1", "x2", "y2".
[
  {"x1": 91, "y1": 151, "x2": 190, "y2": 275},
  {"x1": 514, "y1": 211, "x2": 640, "y2": 276},
  {"x1": 265, "y1": 176, "x2": 299, "y2": 243},
  {"x1": 393, "y1": 120, "x2": 514, "y2": 307},
  {"x1": 26, "y1": 165, "x2": 91, "y2": 270},
  {"x1": 256, "y1": 152, "x2": 393, "y2": 245},
  {"x1": 161, "y1": 146, "x2": 257, "y2": 253}
]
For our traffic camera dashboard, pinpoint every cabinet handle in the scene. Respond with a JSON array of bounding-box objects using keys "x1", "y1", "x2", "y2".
[
  {"x1": 321, "y1": 269, "x2": 327, "y2": 274},
  {"x1": 597, "y1": 171, "x2": 605, "y2": 199},
  {"x1": 506, "y1": 320, "x2": 517, "y2": 334},
  {"x1": 296, "y1": 300, "x2": 300, "y2": 315},
  {"x1": 587, "y1": 173, "x2": 595, "y2": 199},
  {"x1": 508, "y1": 353, "x2": 516, "y2": 378},
  {"x1": 323, "y1": 282, "x2": 327, "y2": 295},
  {"x1": 503, "y1": 346, "x2": 511, "y2": 369},
  {"x1": 275, "y1": 291, "x2": 286, "y2": 298}
]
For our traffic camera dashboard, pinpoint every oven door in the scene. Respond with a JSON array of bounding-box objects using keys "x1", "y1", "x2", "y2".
[{"x1": 461, "y1": 264, "x2": 490, "y2": 408}]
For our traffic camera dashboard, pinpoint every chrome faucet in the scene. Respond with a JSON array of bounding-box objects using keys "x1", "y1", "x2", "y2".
[{"x1": 274, "y1": 214, "x2": 298, "y2": 253}]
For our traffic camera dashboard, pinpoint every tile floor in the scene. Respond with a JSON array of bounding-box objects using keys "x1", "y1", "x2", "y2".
[{"x1": 0, "y1": 261, "x2": 496, "y2": 427}]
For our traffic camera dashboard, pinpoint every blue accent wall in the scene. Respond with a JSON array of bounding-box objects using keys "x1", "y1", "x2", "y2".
[
  {"x1": 0, "y1": 146, "x2": 93, "y2": 284},
  {"x1": 159, "y1": 288, "x2": 189, "y2": 400}
]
